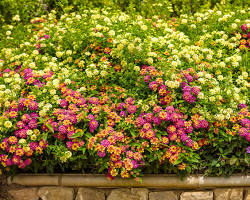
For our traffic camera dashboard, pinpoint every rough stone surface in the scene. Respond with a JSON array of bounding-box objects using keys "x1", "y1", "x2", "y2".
[
  {"x1": 245, "y1": 189, "x2": 250, "y2": 200},
  {"x1": 37, "y1": 187, "x2": 74, "y2": 200},
  {"x1": 107, "y1": 188, "x2": 148, "y2": 200},
  {"x1": 214, "y1": 189, "x2": 243, "y2": 200},
  {"x1": 131, "y1": 188, "x2": 149, "y2": 200},
  {"x1": 76, "y1": 188, "x2": 105, "y2": 200},
  {"x1": 149, "y1": 191, "x2": 178, "y2": 200},
  {"x1": 8, "y1": 188, "x2": 39, "y2": 200},
  {"x1": 180, "y1": 191, "x2": 213, "y2": 200}
]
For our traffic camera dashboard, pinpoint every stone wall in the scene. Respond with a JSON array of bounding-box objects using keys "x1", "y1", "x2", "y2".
[{"x1": 7, "y1": 186, "x2": 250, "y2": 200}]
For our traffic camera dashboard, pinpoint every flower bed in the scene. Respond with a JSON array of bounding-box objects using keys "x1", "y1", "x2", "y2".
[{"x1": 0, "y1": 8, "x2": 249, "y2": 180}]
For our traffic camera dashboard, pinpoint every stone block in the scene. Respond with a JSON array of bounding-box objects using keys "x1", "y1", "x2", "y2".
[
  {"x1": 37, "y1": 187, "x2": 74, "y2": 200},
  {"x1": 76, "y1": 188, "x2": 105, "y2": 200},
  {"x1": 8, "y1": 188, "x2": 39, "y2": 200},
  {"x1": 131, "y1": 188, "x2": 149, "y2": 200},
  {"x1": 180, "y1": 191, "x2": 213, "y2": 200},
  {"x1": 149, "y1": 191, "x2": 178, "y2": 200},
  {"x1": 214, "y1": 188, "x2": 243, "y2": 200},
  {"x1": 245, "y1": 189, "x2": 250, "y2": 200},
  {"x1": 107, "y1": 188, "x2": 148, "y2": 200}
]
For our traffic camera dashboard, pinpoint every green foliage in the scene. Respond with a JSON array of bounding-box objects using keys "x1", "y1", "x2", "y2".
[
  {"x1": 0, "y1": 1, "x2": 249, "y2": 179},
  {"x1": 0, "y1": 0, "x2": 45, "y2": 24},
  {"x1": 1, "y1": 0, "x2": 249, "y2": 25}
]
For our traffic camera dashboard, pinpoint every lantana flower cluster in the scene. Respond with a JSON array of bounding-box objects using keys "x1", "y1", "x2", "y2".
[{"x1": 0, "y1": 8, "x2": 249, "y2": 178}]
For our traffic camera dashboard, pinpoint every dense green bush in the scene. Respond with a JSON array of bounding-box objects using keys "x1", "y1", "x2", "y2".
[
  {"x1": 0, "y1": 0, "x2": 45, "y2": 24},
  {"x1": 0, "y1": 0, "x2": 249, "y2": 25},
  {"x1": 0, "y1": 7, "x2": 249, "y2": 179}
]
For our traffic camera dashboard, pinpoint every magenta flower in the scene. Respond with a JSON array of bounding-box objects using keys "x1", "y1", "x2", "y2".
[
  {"x1": 199, "y1": 120, "x2": 208, "y2": 129},
  {"x1": 66, "y1": 141, "x2": 73, "y2": 149},
  {"x1": 241, "y1": 24, "x2": 248, "y2": 32},
  {"x1": 87, "y1": 114, "x2": 95, "y2": 120},
  {"x1": 60, "y1": 99, "x2": 69, "y2": 108},
  {"x1": 18, "y1": 129, "x2": 27, "y2": 138},
  {"x1": 127, "y1": 105, "x2": 137, "y2": 114},
  {"x1": 28, "y1": 101, "x2": 38, "y2": 111},
  {"x1": 3, "y1": 68, "x2": 11, "y2": 73},
  {"x1": 18, "y1": 98, "x2": 26, "y2": 110},
  {"x1": 181, "y1": 134, "x2": 189, "y2": 142},
  {"x1": 21, "y1": 114, "x2": 31, "y2": 123},
  {"x1": 28, "y1": 119, "x2": 38, "y2": 129},
  {"x1": 177, "y1": 128, "x2": 185, "y2": 136},
  {"x1": 77, "y1": 98, "x2": 86, "y2": 106},
  {"x1": 246, "y1": 146, "x2": 250, "y2": 154},
  {"x1": 184, "y1": 74, "x2": 193, "y2": 82},
  {"x1": 30, "y1": 112, "x2": 39, "y2": 119},
  {"x1": 167, "y1": 125, "x2": 176, "y2": 134},
  {"x1": 135, "y1": 116, "x2": 145, "y2": 127},
  {"x1": 246, "y1": 134, "x2": 250, "y2": 142},
  {"x1": 238, "y1": 104, "x2": 247, "y2": 109},
  {"x1": 149, "y1": 81, "x2": 158, "y2": 90},
  {"x1": 117, "y1": 103, "x2": 125, "y2": 111},
  {"x1": 175, "y1": 119, "x2": 185, "y2": 128},
  {"x1": 153, "y1": 116, "x2": 162, "y2": 126},
  {"x1": 59, "y1": 125, "x2": 68, "y2": 134},
  {"x1": 12, "y1": 155, "x2": 21, "y2": 165},
  {"x1": 101, "y1": 140, "x2": 110, "y2": 147},
  {"x1": 18, "y1": 161, "x2": 26, "y2": 169},
  {"x1": 145, "y1": 113, "x2": 154, "y2": 122},
  {"x1": 125, "y1": 97, "x2": 134, "y2": 105},
  {"x1": 89, "y1": 97, "x2": 99, "y2": 104},
  {"x1": 6, "y1": 158, "x2": 13, "y2": 166},
  {"x1": 181, "y1": 82, "x2": 188, "y2": 88},
  {"x1": 186, "y1": 139, "x2": 193, "y2": 147},
  {"x1": 69, "y1": 115, "x2": 77, "y2": 124},
  {"x1": 183, "y1": 92, "x2": 196, "y2": 103},
  {"x1": 144, "y1": 75, "x2": 151, "y2": 83},
  {"x1": 89, "y1": 120, "x2": 98, "y2": 133},
  {"x1": 240, "y1": 118, "x2": 250, "y2": 128},
  {"x1": 24, "y1": 158, "x2": 32, "y2": 166},
  {"x1": 185, "y1": 126, "x2": 193, "y2": 134},
  {"x1": 30, "y1": 142, "x2": 38, "y2": 150},
  {"x1": 17, "y1": 121, "x2": 25, "y2": 129},
  {"x1": 120, "y1": 111, "x2": 126, "y2": 117},
  {"x1": 183, "y1": 85, "x2": 191, "y2": 92},
  {"x1": 191, "y1": 86, "x2": 200, "y2": 95},
  {"x1": 239, "y1": 127, "x2": 248, "y2": 137},
  {"x1": 97, "y1": 151, "x2": 106, "y2": 157},
  {"x1": 132, "y1": 160, "x2": 139, "y2": 168}
]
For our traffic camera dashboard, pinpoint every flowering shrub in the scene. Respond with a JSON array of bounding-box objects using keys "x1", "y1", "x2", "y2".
[{"x1": 0, "y1": 7, "x2": 249, "y2": 180}]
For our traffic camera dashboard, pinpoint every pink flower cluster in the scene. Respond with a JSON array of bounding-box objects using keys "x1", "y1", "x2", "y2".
[
  {"x1": 181, "y1": 73, "x2": 200, "y2": 104},
  {"x1": 141, "y1": 65, "x2": 172, "y2": 105},
  {"x1": 22, "y1": 68, "x2": 53, "y2": 88},
  {"x1": 237, "y1": 106, "x2": 250, "y2": 142},
  {"x1": 0, "y1": 98, "x2": 47, "y2": 169}
]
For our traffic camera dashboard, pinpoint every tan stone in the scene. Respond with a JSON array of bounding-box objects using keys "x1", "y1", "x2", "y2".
[
  {"x1": 37, "y1": 187, "x2": 74, "y2": 200},
  {"x1": 149, "y1": 191, "x2": 178, "y2": 200},
  {"x1": 107, "y1": 188, "x2": 148, "y2": 200},
  {"x1": 131, "y1": 188, "x2": 149, "y2": 200},
  {"x1": 8, "y1": 188, "x2": 39, "y2": 200},
  {"x1": 180, "y1": 191, "x2": 213, "y2": 200},
  {"x1": 76, "y1": 188, "x2": 105, "y2": 200},
  {"x1": 214, "y1": 188, "x2": 243, "y2": 200},
  {"x1": 245, "y1": 189, "x2": 250, "y2": 200}
]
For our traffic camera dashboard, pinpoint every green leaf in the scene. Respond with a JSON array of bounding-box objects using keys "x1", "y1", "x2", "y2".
[
  {"x1": 46, "y1": 123, "x2": 54, "y2": 133},
  {"x1": 69, "y1": 131, "x2": 84, "y2": 139},
  {"x1": 42, "y1": 132, "x2": 48, "y2": 141},
  {"x1": 186, "y1": 166, "x2": 191, "y2": 174},
  {"x1": 82, "y1": 148, "x2": 86, "y2": 154},
  {"x1": 229, "y1": 158, "x2": 237, "y2": 165}
]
